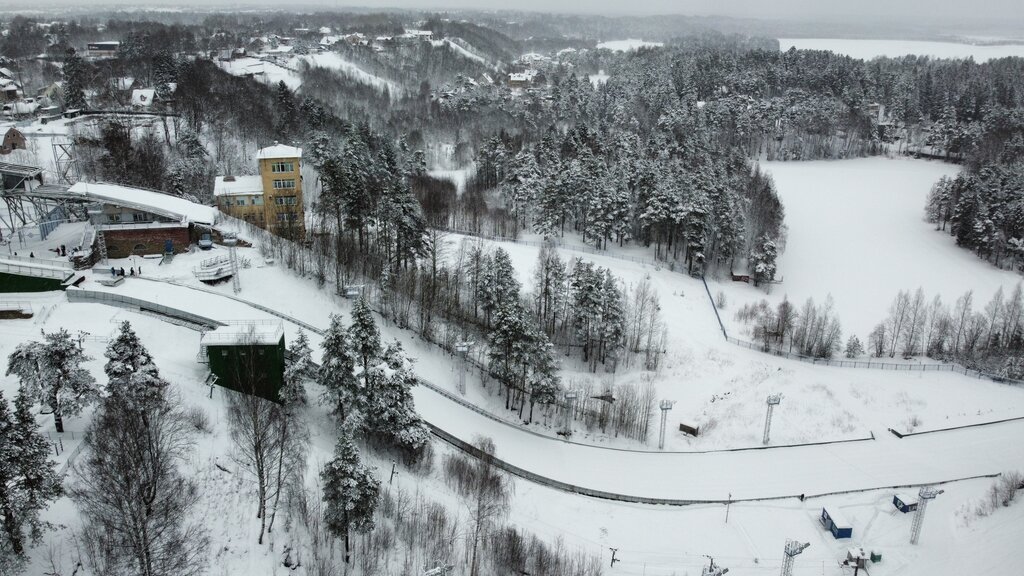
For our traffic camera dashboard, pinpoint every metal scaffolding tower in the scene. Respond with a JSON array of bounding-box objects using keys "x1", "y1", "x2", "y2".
[
  {"x1": 763, "y1": 393, "x2": 782, "y2": 445},
  {"x1": 51, "y1": 140, "x2": 81, "y2": 186},
  {"x1": 779, "y1": 540, "x2": 810, "y2": 576},
  {"x1": 910, "y1": 486, "x2": 944, "y2": 545}
]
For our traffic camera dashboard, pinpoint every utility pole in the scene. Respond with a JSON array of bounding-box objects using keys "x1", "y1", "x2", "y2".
[
  {"x1": 763, "y1": 393, "x2": 782, "y2": 445},
  {"x1": 455, "y1": 341, "x2": 474, "y2": 395},
  {"x1": 725, "y1": 492, "x2": 732, "y2": 523},
  {"x1": 609, "y1": 548, "x2": 619, "y2": 568},
  {"x1": 910, "y1": 486, "x2": 944, "y2": 544},
  {"x1": 389, "y1": 460, "x2": 397, "y2": 485},
  {"x1": 779, "y1": 540, "x2": 810, "y2": 576},
  {"x1": 658, "y1": 399, "x2": 674, "y2": 449}
]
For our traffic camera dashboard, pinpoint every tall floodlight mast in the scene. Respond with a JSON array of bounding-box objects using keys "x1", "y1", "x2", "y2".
[
  {"x1": 763, "y1": 393, "x2": 782, "y2": 445},
  {"x1": 455, "y1": 341, "x2": 473, "y2": 395},
  {"x1": 779, "y1": 540, "x2": 810, "y2": 576},
  {"x1": 658, "y1": 400, "x2": 675, "y2": 449},
  {"x1": 910, "y1": 487, "x2": 944, "y2": 545}
]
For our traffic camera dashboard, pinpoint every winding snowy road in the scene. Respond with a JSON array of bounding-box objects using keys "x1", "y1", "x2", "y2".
[{"x1": 72, "y1": 278, "x2": 1024, "y2": 502}]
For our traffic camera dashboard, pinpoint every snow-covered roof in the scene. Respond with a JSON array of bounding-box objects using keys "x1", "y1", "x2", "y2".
[
  {"x1": 257, "y1": 144, "x2": 302, "y2": 160},
  {"x1": 202, "y1": 320, "x2": 285, "y2": 346},
  {"x1": 131, "y1": 88, "x2": 156, "y2": 107},
  {"x1": 895, "y1": 492, "x2": 918, "y2": 505},
  {"x1": 67, "y1": 182, "x2": 218, "y2": 226},
  {"x1": 0, "y1": 67, "x2": 15, "y2": 79},
  {"x1": 824, "y1": 506, "x2": 851, "y2": 528},
  {"x1": 213, "y1": 175, "x2": 263, "y2": 197}
]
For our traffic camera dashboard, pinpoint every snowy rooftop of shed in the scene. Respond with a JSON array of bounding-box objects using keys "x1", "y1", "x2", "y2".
[
  {"x1": 824, "y1": 506, "x2": 852, "y2": 528},
  {"x1": 201, "y1": 320, "x2": 285, "y2": 346},
  {"x1": 213, "y1": 175, "x2": 263, "y2": 197},
  {"x1": 67, "y1": 182, "x2": 218, "y2": 226},
  {"x1": 257, "y1": 144, "x2": 302, "y2": 160}
]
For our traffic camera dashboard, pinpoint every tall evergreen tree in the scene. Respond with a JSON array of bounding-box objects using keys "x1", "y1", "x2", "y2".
[
  {"x1": 0, "y1": 389, "x2": 62, "y2": 570},
  {"x1": 7, "y1": 329, "x2": 99, "y2": 433},
  {"x1": 104, "y1": 321, "x2": 168, "y2": 412},
  {"x1": 318, "y1": 315, "x2": 358, "y2": 421},
  {"x1": 321, "y1": 432, "x2": 379, "y2": 564}
]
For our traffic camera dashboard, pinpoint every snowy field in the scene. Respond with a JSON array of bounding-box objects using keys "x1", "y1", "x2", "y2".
[
  {"x1": 596, "y1": 39, "x2": 664, "y2": 51},
  {"x1": 779, "y1": 38, "x2": 1024, "y2": 62},
  {"x1": 588, "y1": 70, "x2": 610, "y2": 87},
  {"x1": 708, "y1": 157, "x2": 1022, "y2": 342}
]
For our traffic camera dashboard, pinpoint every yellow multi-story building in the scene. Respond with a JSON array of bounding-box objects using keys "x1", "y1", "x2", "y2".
[{"x1": 214, "y1": 143, "x2": 305, "y2": 239}]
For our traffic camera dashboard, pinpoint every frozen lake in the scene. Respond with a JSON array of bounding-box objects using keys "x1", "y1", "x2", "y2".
[{"x1": 779, "y1": 38, "x2": 1024, "y2": 62}]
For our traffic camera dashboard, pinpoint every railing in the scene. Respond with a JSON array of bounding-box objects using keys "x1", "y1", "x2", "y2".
[
  {"x1": 0, "y1": 252, "x2": 73, "y2": 269},
  {"x1": 0, "y1": 260, "x2": 73, "y2": 279},
  {"x1": 0, "y1": 300, "x2": 33, "y2": 313},
  {"x1": 200, "y1": 254, "x2": 230, "y2": 269},
  {"x1": 66, "y1": 288, "x2": 226, "y2": 329}
]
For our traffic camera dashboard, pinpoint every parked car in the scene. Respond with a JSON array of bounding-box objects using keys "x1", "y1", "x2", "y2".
[{"x1": 198, "y1": 233, "x2": 213, "y2": 250}]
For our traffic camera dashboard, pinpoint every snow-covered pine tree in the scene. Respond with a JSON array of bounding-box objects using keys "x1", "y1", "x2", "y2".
[
  {"x1": 363, "y1": 340, "x2": 429, "y2": 457},
  {"x1": 62, "y1": 47, "x2": 87, "y2": 110},
  {"x1": 349, "y1": 297, "x2": 382, "y2": 392},
  {"x1": 104, "y1": 321, "x2": 168, "y2": 412},
  {"x1": 844, "y1": 335, "x2": 865, "y2": 359},
  {"x1": 318, "y1": 315, "x2": 359, "y2": 421},
  {"x1": 749, "y1": 234, "x2": 778, "y2": 287},
  {"x1": 0, "y1": 388, "x2": 62, "y2": 569},
  {"x1": 321, "y1": 431, "x2": 380, "y2": 564},
  {"x1": 281, "y1": 329, "x2": 316, "y2": 407},
  {"x1": 6, "y1": 329, "x2": 99, "y2": 433}
]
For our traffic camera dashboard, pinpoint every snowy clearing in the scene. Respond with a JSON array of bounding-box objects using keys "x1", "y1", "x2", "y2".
[
  {"x1": 596, "y1": 39, "x2": 664, "y2": 52},
  {"x1": 708, "y1": 157, "x2": 1022, "y2": 341},
  {"x1": 779, "y1": 38, "x2": 1024, "y2": 62}
]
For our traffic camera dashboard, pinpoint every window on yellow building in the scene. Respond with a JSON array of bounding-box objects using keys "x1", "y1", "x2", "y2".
[
  {"x1": 274, "y1": 196, "x2": 298, "y2": 206},
  {"x1": 273, "y1": 179, "x2": 296, "y2": 190},
  {"x1": 271, "y1": 161, "x2": 295, "y2": 173}
]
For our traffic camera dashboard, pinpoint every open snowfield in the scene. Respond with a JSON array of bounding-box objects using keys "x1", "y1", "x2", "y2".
[
  {"x1": 707, "y1": 157, "x2": 1023, "y2": 342},
  {"x1": 596, "y1": 39, "x2": 664, "y2": 52},
  {"x1": 779, "y1": 38, "x2": 1024, "y2": 62}
]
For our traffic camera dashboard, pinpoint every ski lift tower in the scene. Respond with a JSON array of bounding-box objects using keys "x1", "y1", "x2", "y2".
[
  {"x1": 454, "y1": 340, "x2": 474, "y2": 395},
  {"x1": 909, "y1": 486, "x2": 944, "y2": 545},
  {"x1": 223, "y1": 232, "x2": 241, "y2": 294},
  {"x1": 779, "y1": 540, "x2": 810, "y2": 576},
  {"x1": 763, "y1": 393, "x2": 782, "y2": 445},
  {"x1": 658, "y1": 399, "x2": 675, "y2": 449}
]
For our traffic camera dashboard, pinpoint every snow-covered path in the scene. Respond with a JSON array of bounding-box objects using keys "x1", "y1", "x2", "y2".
[{"x1": 76, "y1": 277, "x2": 1024, "y2": 502}]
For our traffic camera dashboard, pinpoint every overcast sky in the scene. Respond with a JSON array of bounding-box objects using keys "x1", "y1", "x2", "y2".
[{"x1": 7, "y1": 0, "x2": 1023, "y2": 27}]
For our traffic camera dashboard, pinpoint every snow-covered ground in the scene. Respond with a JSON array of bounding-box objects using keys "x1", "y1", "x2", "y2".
[
  {"x1": 431, "y1": 38, "x2": 487, "y2": 64},
  {"x1": 588, "y1": 70, "x2": 610, "y2": 87},
  {"x1": 217, "y1": 56, "x2": 301, "y2": 89},
  {"x1": 290, "y1": 52, "x2": 400, "y2": 95},
  {"x1": 5, "y1": 240, "x2": 1024, "y2": 575},
  {"x1": 428, "y1": 167, "x2": 471, "y2": 195},
  {"x1": 708, "y1": 157, "x2": 1021, "y2": 342},
  {"x1": 779, "y1": 38, "x2": 1024, "y2": 62},
  {"x1": 597, "y1": 39, "x2": 664, "y2": 52}
]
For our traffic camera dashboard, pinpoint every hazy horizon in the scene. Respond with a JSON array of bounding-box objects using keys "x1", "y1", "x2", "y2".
[{"x1": 2, "y1": 0, "x2": 1023, "y2": 28}]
